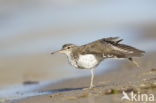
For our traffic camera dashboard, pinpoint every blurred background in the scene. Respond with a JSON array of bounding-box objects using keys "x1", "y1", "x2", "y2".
[{"x1": 0, "y1": 0, "x2": 156, "y2": 87}]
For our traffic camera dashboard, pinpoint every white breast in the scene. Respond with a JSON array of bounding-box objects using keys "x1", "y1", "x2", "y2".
[
  {"x1": 67, "y1": 54, "x2": 78, "y2": 68},
  {"x1": 77, "y1": 54, "x2": 98, "y2": 69}
]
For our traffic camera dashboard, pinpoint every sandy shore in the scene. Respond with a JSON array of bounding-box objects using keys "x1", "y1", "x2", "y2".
[{"x1": 7, "y1": 52, "x2": 156, "y2": 103}]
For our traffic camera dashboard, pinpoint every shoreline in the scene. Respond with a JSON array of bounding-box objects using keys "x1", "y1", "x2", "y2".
[
  {"x1": 9, "y1": 52, "x2": 156, "y2": 103},
  {"x1": 0, "y1": 52, "x2": 155, "y2": 103}
]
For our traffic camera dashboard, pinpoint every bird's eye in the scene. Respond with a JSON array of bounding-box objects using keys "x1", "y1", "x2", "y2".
[{"x1": 67, "y1": 47, "x2": 70, "y2": 49}]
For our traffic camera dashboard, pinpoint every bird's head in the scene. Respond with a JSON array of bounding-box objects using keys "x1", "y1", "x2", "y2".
[{"x1": 51, "y1": 43, "x2": 77, "y2": 55}]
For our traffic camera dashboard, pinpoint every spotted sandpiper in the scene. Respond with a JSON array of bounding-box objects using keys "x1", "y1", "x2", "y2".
[{"x1": 51, "y1": 37, "x2": 145, "y2": 89}]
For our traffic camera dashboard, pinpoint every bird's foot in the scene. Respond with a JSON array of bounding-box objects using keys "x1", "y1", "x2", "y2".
[
  {"x1": 132, "y1": 60, "x2": 140, "y2": 67},
  {"x1": 82, "y1": 87, "x2": 93, "y2": 90},
  {"x1": 89, "y1": 84, "x2": 94, "y2": 89},
  {"x1": 83, "y1": 85, "x2": 94, "y2": 90},
  {"x1": 128, "y1": 58, "x2": 140, "y2": 68}
]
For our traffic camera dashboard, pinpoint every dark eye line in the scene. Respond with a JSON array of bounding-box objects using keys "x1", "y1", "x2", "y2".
[{"x1": 67, "y1": 47, "x2": 70, "y2": 49}]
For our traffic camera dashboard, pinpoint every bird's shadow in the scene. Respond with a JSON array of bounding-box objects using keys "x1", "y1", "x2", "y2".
[
  {"x1": 38, "y1": 87, "x2": 84, "y2": 95},
  {"x1": 37, "y1": 84, "x2": 106, "y2": 95}
]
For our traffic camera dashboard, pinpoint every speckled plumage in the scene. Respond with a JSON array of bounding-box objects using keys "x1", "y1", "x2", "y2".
[
  {"x1": 63, "y1": 37, "x2": 145, "y2": 69},
  {"x1": 51, "y1": 37, "x2": 145, "y2": 89}
]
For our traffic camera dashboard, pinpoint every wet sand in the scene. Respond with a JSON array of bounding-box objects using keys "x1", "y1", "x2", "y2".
[{"x1": 8, "y1": 52, "x2": 156, "y2": 103}]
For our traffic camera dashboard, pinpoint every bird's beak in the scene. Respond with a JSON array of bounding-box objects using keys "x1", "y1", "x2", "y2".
[{"x1": 51, "y1": 49, "x2": 63, "y2": 54}]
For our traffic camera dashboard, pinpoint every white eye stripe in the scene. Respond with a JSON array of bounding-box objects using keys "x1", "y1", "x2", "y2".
[{"x1": 67, "y1": 47, "x2": 71, "y2": 49}]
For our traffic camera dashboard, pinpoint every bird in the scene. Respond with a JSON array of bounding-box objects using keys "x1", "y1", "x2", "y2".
[{"x1": 51, "y1": 37, "x2": 145, "y2": 89}]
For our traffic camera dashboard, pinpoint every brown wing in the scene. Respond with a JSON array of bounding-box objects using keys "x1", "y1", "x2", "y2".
[{"x1": 80, "y1": 37, "x2": 145, "y2": 58}]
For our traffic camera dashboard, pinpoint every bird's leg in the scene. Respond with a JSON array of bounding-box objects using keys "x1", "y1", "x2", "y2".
[
  {"x1": 128, "y1": 58, "x2": 139, "y2": 67},
  {"x1": 82, "y1": 69, "x2": 94, "y2": 90},
  {"x1": 89, "y1": 69, "x2": 94, "y2": 89}
]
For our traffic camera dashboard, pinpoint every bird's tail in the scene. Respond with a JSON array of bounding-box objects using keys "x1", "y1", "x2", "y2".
[{"x1": 117, "y1": 44, "x2": 145, "y2": 58}]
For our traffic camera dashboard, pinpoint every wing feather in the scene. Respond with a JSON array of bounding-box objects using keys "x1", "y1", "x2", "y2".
[{"x1": 80, "y1": 37, "x2": 145, "y2": 58}]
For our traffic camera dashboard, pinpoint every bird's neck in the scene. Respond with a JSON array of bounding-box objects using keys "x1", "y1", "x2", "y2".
[
  {"x1": 63, "y1": 50, "x2": 72, "y2": 57},
  {"x1": 66, "y1": 52, "x2": 74, "y2": 60},
  {"x1": 62, "y1": 50, "x2": 74, "y2": 60},
  {"x1": 65, "y1": 51, "x2": 78, "y2": 68}
]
